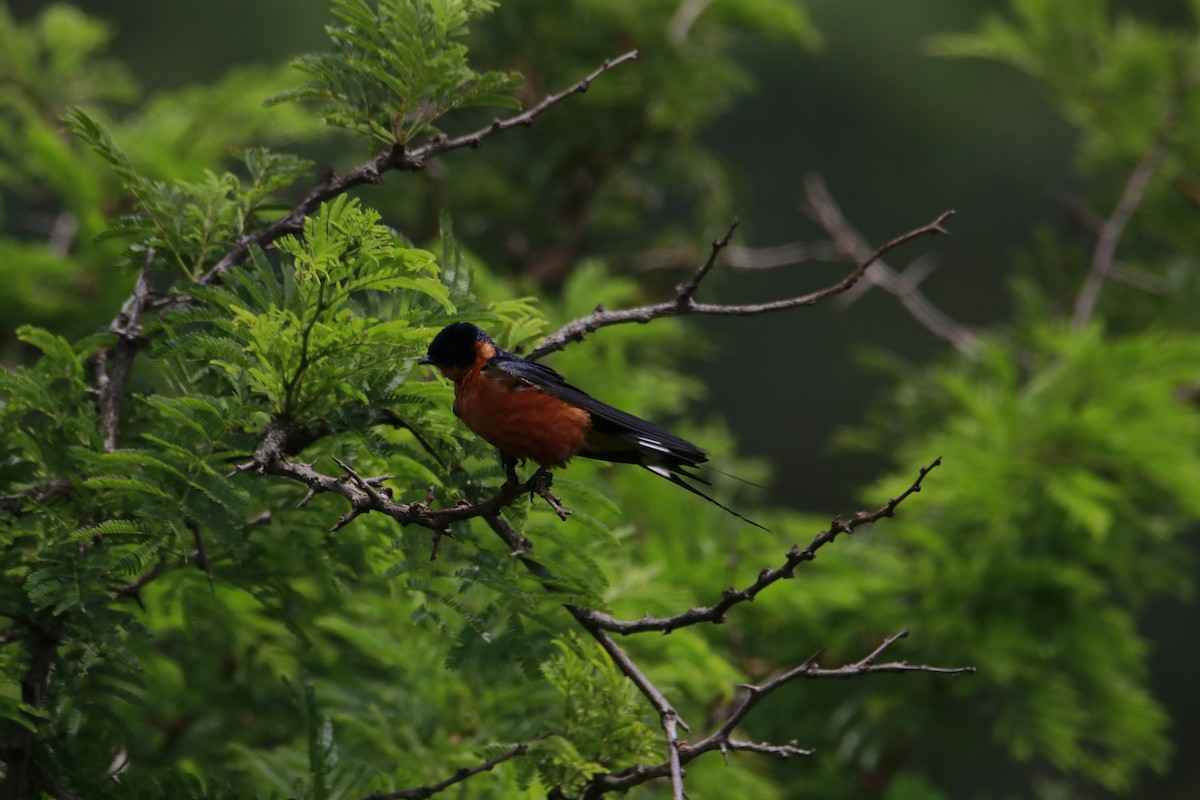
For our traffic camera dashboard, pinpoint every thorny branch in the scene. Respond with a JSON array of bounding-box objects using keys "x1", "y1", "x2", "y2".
[
  {"x1": 95, "y1": 249, "x2": 153, "y2": 452},
  {"x1": 227, "y1": 419, "x2": 549, "y2": 543},
  {"x1": 86, "y1": 51, "x2": 639, "y2": 458},
  {"x1": 625, "y1": 177, "x2": 973, "y2": 353},
  {"x1": 580, "y1": 630, "x2": 973, "y2": 798},
  {"x1": 586, "y1": 625, "x2": 688, "y2": 798},
  {"x1": 528, "y1": 208, "x2": 954, "y2": 360},
  {"x1": 576, "y1": 457, "x2": 942, "y2": 635},
  {"x1": 192, "y1": 50, "x2": 639, "y2": 290},
  {"x1": 476, "y1": 464, "x2": 957, "y2": 800},
  {"x1": 480, "y1": 514, "x2": 691, "y2": 799}
]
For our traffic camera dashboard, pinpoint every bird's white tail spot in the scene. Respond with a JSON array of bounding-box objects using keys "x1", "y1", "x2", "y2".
[{"x1": 636, "y1": 437, "x2": 672, "y2": 454}]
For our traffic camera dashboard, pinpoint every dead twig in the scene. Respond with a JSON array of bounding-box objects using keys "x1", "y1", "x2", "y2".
[{"x1": 529, "y1": 210, "x2": 954, "y2": 360}]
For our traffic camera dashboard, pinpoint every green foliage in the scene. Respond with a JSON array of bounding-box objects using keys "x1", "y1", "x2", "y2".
[
  {"x1": 4, "y1": 0, "x2": 1199, "y2": 799},
  {"x1": 68, "y1": 109, "x2": 315, "y2": 278},
  {"x1": 0, "y1": 4, "x2": 135, "y2": 346},
  {"x1": 4, "y1": 4, "x2": 779, "y2": 796},
  {"x1": 373, "y1": 0, "x2": 819, "y2": 284},
  {"x1": 0, "y1": 3, "x2": 136, "y2": 129},
  {"x1": 831, "y1": 325, "x2": 1198, "y2": 790},
  {"x1": 929, "y1": 0, "x2": 1192, "y2": 174},
  {"x1": 523, "y1": 635, "x2": 661, "y2": 793},
  {"x1": 930, "y1": 0, "x2": 1200, "y2": 327},
  {"x1": 266, "y1": 0, "x2": 523, "y2": 145},
  {"x1": 177, "y1": 195, "x2": 451, "y2": 418},
  {"x1": 736, "y1": 2, "x2": 1200, "y2": 796},
  {"x1": 0, "y1": 5, "x2": 331, "y2": 356}
]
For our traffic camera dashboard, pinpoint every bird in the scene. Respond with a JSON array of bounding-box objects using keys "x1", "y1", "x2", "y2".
[{"x1": 419, "y1": 321, "x2": 765, "y2": 529}]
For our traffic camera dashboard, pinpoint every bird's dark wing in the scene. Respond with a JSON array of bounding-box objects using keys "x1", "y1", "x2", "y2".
[
  {"x1": 483, "y1": 352, "x2": 708, "y2": 468},
  {"x1": 485, "y1": 351, "x2": 768, "y2": 532}
]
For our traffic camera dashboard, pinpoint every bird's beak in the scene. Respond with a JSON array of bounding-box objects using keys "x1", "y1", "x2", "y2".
[{"x1": 418, "y1": 356, "x2": 432, "y2": 365}]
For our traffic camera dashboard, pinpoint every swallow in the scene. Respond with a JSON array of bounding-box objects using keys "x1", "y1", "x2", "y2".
[{"x1": 419, "y1": 322, "x2": 765, "y2": 529}]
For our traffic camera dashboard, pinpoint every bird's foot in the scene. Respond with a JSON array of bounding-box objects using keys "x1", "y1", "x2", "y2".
[
  {"x1": 530, "y1": 468, "x2": 571, "y2": 522},
  {"x1": 528, "y1": 467, "x2": 551, "y2": 502}
]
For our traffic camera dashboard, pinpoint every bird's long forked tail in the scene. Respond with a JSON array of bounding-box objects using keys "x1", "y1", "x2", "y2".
[{"x1": 642, "y1": 463, "x2": 770, "y2": 532}]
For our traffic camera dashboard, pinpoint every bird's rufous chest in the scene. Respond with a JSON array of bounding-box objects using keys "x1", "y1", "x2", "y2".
[{"x1": 455, "y1": 366, "x2": 590, "y2": 468}]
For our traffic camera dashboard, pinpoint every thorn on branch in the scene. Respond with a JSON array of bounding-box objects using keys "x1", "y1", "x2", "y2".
[
  {"x1": 429, "y1": 526, "x2": 455, "y2": 561},
  {"x1": 330, "y1": 505, "x2": 368, "y2": 533},
  {"x1": 582, "y1": 458, "x2": 942, "y2": 636}
]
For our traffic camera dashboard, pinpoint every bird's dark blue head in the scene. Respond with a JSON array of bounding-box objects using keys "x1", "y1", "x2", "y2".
[{"x1": 420, "y1": 322, "x2": 494, "y2": 370}]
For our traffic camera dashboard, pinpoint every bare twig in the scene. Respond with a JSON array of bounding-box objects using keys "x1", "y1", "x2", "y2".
[
  {"x1": 529, "y1": 211, "x2": 953, "y2": 360},
  {"x1": 700, "y1": 631, "x2": 972, "y2": 757},
  {"x1": 581, "y1": 631, "x2": 971, "y2": 798},
  {"x1": 531, "y1": 471, "x2": 571, "y2": 521},
  {"x1": 358, "y1": 740, "x2": 538, "y2": 800},
  {"x1": 194, "y1": 51, "x2": 639, "y2": 289},
  {"x1": 675, "y1": 217, "x2": 740, "y2": 303},
  {"x1": 802, "y1": 175, "x2": 977, "y2": 352},
  {"x1": 576, "y1": 457, "x2": 942, "y2": 635},
  {"x1": 1071, "y1": 89, "x2": 1181, "y2": 331}
]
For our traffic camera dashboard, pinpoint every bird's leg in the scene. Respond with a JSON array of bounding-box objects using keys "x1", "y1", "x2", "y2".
[{"x1": 500, "y1": 452, "x2": 521, "y2": 488}]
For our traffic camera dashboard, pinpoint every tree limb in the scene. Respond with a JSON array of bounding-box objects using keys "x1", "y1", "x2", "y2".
[
  {"x1": 194, "y1": 50, "x2": 639, "y2": 289},
  {"x1": 95, "y1": 249, "x2": 153, "y2": 452},
  {"x1": 1070, "y1": 88, "x2": 1182, "y2": 331},
  {"x1": 529, "y1": 211, "x2": 954, "y2": 360},
  {"x1": 581, "y1": 630, "x2": 972, "y2": 798},
  {"x1": 802, "y1": 175, "x2": 978, "y2": 352},
  {"x1": 0, "y1": 479, "x2": 74, "y2": 518},
  {"x1": 576, "y1": 457, "x2": 942, "y2": 635}
]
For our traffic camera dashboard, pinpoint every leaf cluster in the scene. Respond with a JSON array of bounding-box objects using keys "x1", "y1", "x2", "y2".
[
  {"x1": 0, "y1": 6, "x2": 332, "y2": 356},
  {"x1": 2, "y1": 5, "x2": 753, "y2": 796},
  {"x1": 166, "y1": 195, "x2": 452, "y2": 419},
  {"x1": 266, "y1": 0, "x2": 523, "y2": 145},
  {"x1": 368, "y1": 0, "x2": 819, "y2": 285},
  {"x1": 932, "y1": 0, "x2": 1200, "y2": 328},
  {"x1": 520, "y1": 635, "x2": 660, "y2": 794}
]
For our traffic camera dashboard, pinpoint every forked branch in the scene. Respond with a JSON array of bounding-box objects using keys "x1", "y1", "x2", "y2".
[{"x1": 529, "y1": 210, "x2": 954, "y2": 360}]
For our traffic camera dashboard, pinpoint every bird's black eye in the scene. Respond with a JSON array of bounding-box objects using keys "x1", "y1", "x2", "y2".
[{"x1": 425, "y1": 322, "x2": 490, "y2": 368}]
